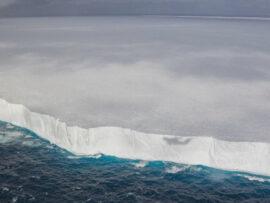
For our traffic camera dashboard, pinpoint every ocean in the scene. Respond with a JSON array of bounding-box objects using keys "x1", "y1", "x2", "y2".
[{"x1": 1, "y1": 121, "x2": 270, "y2": 202}]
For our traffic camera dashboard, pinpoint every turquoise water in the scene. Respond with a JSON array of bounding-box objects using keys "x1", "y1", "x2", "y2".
[{"x1": 0, "y1": 121, "x2": 270, "y2": 202}]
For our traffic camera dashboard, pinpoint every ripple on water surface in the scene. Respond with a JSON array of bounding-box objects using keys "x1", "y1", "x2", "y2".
[{"x1": 0, "y1": 121, "x2": 270, "y2": 202}]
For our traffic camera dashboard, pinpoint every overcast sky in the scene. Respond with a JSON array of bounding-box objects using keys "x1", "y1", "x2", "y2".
[
  {"x1": 1, "y1": 17, "x2": 270, "y2": 142},
  {"x1": 0, "y1": 0, "x2": 270, "y2": 17}
]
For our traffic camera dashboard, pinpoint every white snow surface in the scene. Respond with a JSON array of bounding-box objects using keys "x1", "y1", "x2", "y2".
[{"x1": 0, "y1": 98, "x2": 269, "y2": 176}]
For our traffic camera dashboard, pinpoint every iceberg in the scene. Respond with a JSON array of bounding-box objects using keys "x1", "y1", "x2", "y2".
[{"x1": 0, "y1": 98, "x2": 269, "y2": 176}]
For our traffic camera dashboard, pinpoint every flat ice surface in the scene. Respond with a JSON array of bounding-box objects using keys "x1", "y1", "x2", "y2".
[{"x1": 1, "y1": 16, "x2": 270, "y2": 142}]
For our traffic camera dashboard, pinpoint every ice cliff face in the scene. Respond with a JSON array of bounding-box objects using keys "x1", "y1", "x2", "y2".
[{"x1": 0, "y1": 98, "x2": 269, "y2": 176}]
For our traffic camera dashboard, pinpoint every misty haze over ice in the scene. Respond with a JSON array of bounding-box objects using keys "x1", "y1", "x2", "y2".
[{"x1": 1, "y1": 16, "x2": 270, "y2": 142}]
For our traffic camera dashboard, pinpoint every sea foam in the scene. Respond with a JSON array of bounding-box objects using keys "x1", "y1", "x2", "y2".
[{"x1": 0, "y1": 98, "x2": 269, "y2": 176}]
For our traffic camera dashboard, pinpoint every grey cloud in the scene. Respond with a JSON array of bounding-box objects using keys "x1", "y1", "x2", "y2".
[
  {"x1": 0, "y1": 0, "x2": 17, "y2": 8},
  {"x1": 1, "y1": 17, "x2": 270, "y2": 143},
  {"x1": 0, "y1": 0, "x2": 270, "y2": 17}
]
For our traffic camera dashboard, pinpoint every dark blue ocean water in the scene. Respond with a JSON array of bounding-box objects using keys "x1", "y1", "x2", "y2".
[{"x1": 1, "y1": 121, "x2": 270, "y2": 202}]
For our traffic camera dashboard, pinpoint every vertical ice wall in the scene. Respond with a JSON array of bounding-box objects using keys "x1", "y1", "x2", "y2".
[{"x1": 0, "y1": 98, "x2": 270, "y2": 176}]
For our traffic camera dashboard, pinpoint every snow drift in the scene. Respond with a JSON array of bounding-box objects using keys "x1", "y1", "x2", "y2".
[{"x1": 0, "y1": 98, "x2": 269, "y2": 176}]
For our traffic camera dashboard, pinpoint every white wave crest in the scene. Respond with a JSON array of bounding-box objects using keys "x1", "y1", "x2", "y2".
[
  {"x1": 166, "y1": 166, "x2": 190, "y2": 174},
  {"x1": 0, "y1": 131, "x2": 23, "y2": 144},
  {"x1": 0, "y1": 98, "x2": 270, "y2": 176},
  {"x1": 131, "y1": 161, "x2": 148, "y2": 168},
  {"x1": 237, "y1": 174, "x2": 270, "y2": 183}
]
